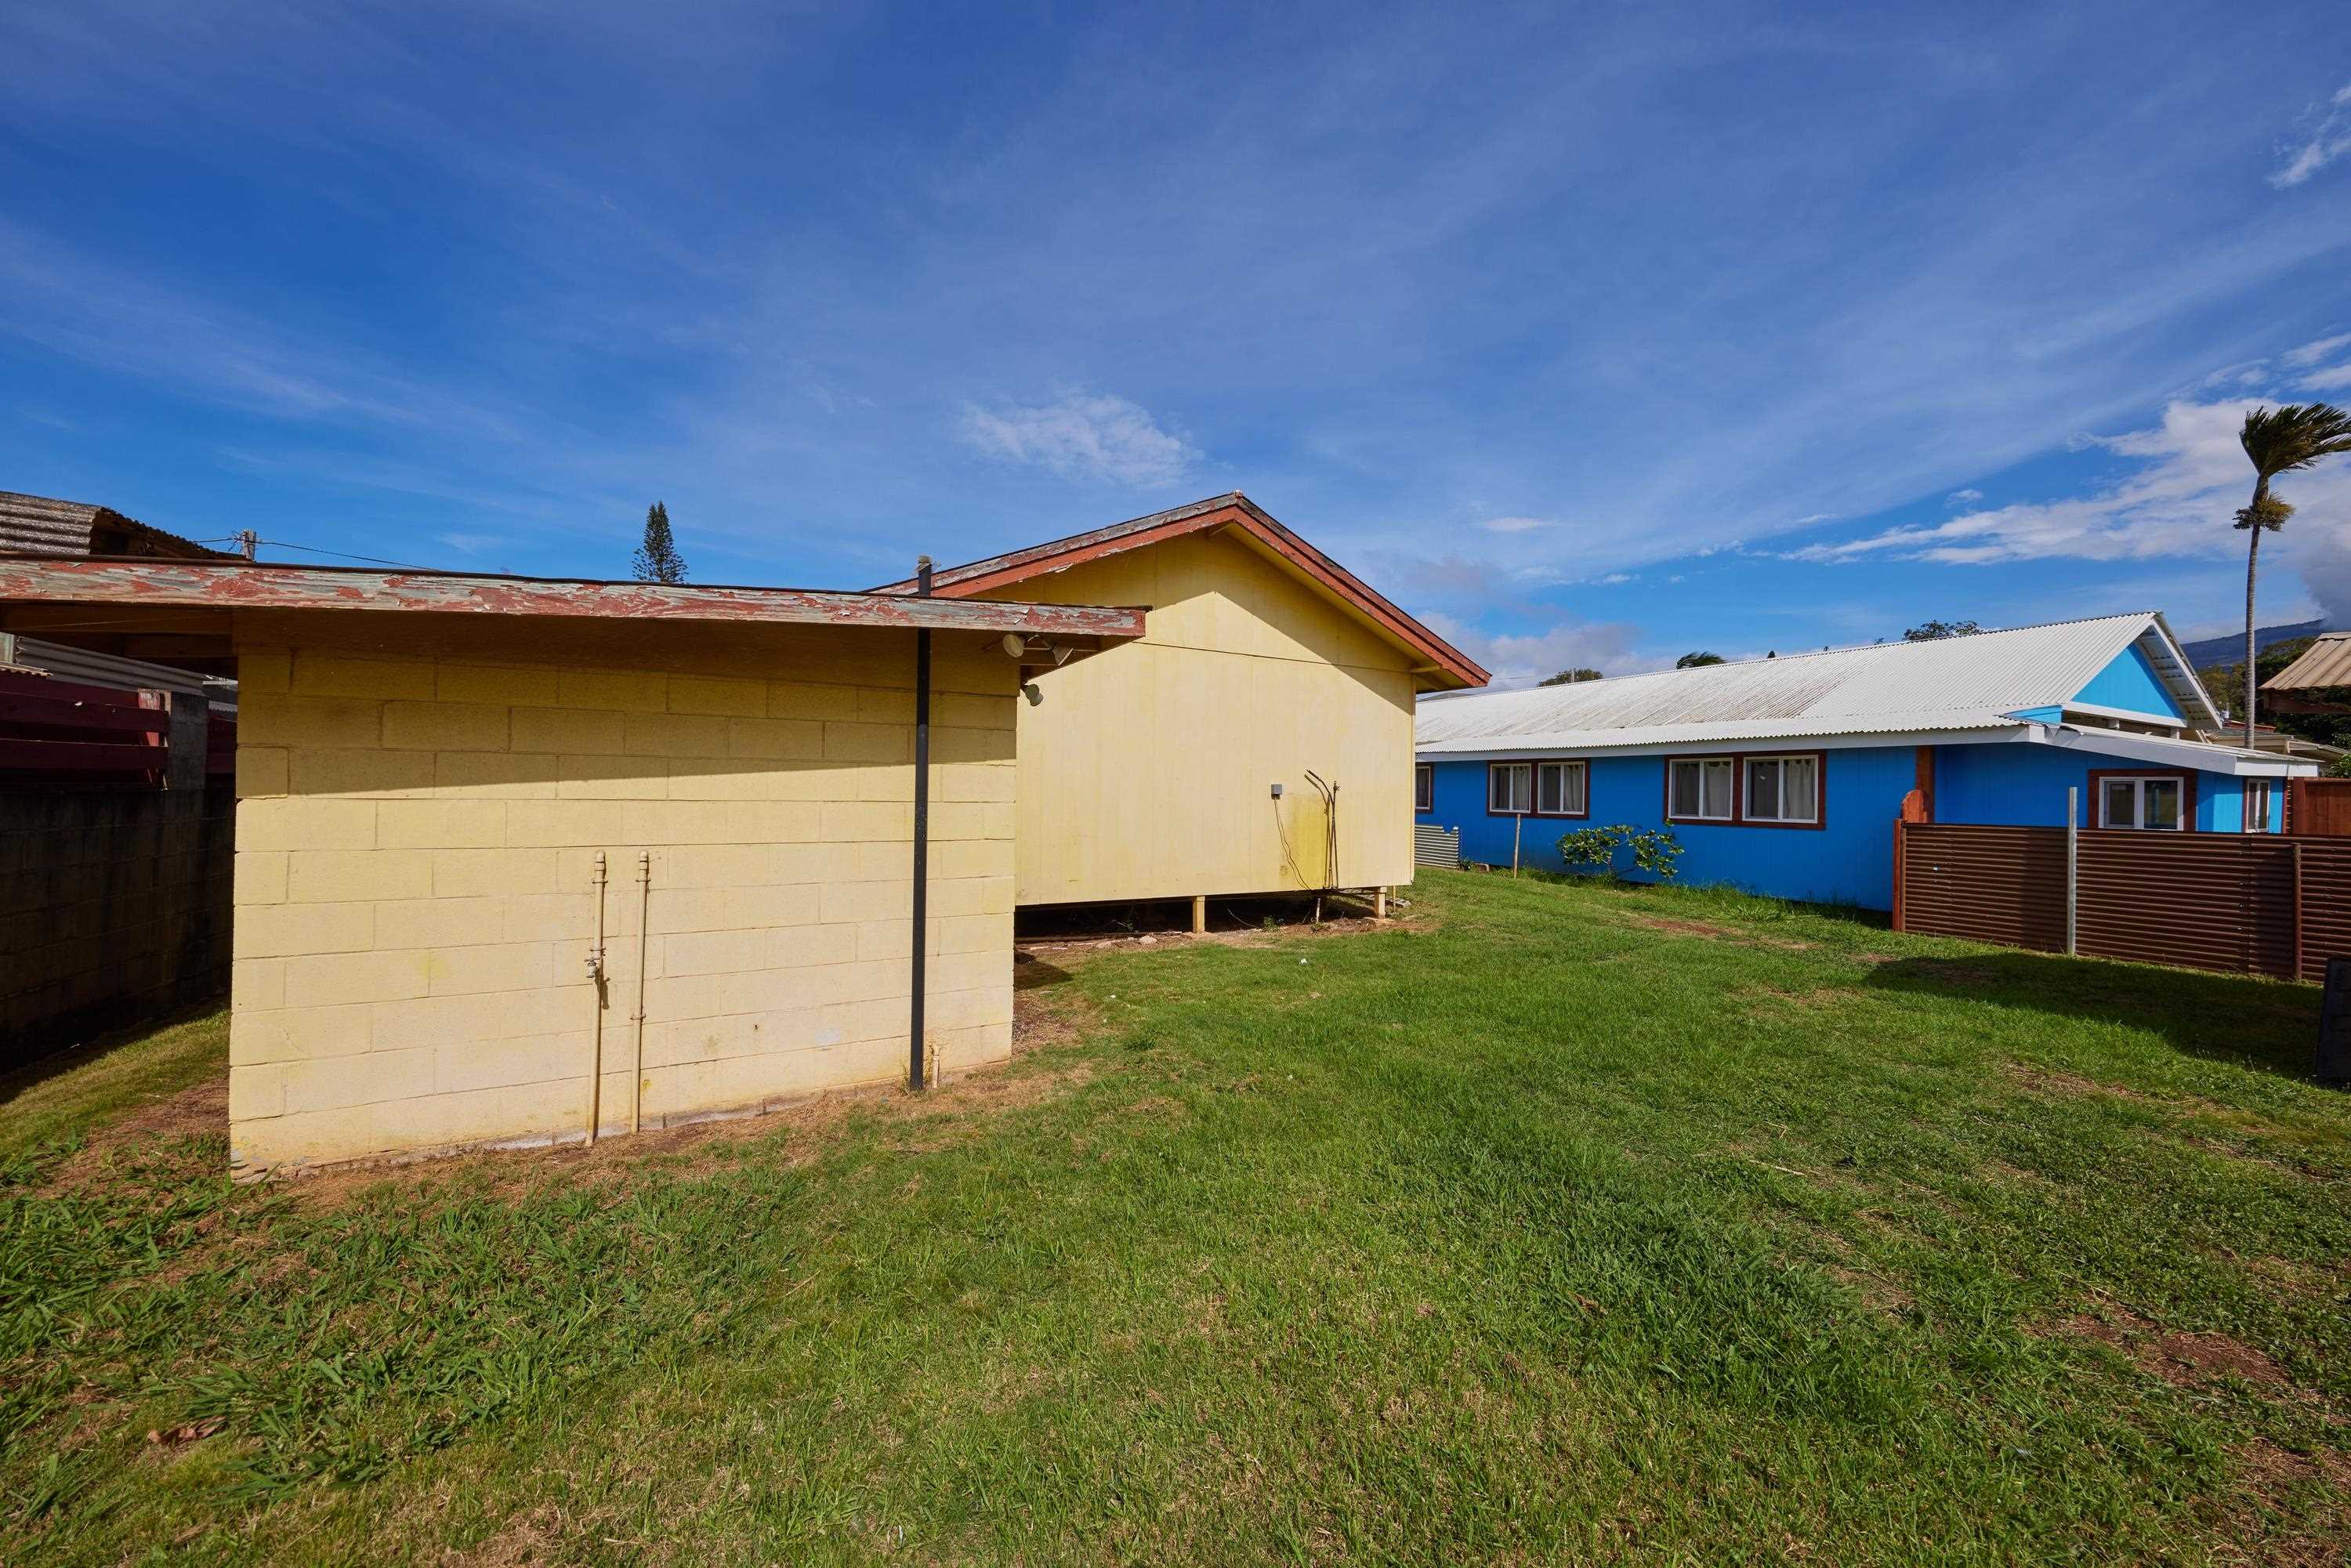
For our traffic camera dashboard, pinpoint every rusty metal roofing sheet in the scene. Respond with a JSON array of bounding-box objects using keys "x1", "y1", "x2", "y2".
[
  {"x1": 1417, "y1": 612, "x2": 2221, "y2": 753},
  {"x1": 0, "y1": 491, "x2": 232, "y2": 559},
  {"x1": 0, "y1": 492, "x2": 104, "y2": 557},
  {"x1": 2262, "y1": 631, "x2": 2351, "y2": 690},
  {"x1": 0, "y1": 557, "x2": 1148, "y2": 639}
]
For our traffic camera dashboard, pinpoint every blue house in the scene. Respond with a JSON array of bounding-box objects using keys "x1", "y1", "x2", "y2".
[{"x1": 1414, "y1": 613, "x2": 2319, "y2": 911}]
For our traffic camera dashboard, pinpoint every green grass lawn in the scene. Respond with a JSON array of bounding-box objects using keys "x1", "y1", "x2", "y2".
[{"x1": 4, "y1": 869, "x2": 2348, "y2": 1565}]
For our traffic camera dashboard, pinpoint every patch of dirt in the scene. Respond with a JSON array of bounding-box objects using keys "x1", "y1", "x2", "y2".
[
  {"x1": 1741, "y1": 985, "x2": 1848, "y2": 1012},
  {"x1": 1626, "y1": 915, "x2": 1736, "y2": 940},
  {"x1": 2217, "y1": 1439, "x2": 2351, "y2": 1568},
  {"x1": 39, "y1": 1077, "x2": 228, "y2": 1194},
  {"x1": 1018, "y1": 912, "x2": 1429, "y2": 958},
  {"x1": 2000, "y1": 1062, "x2": 2148, "y2": 1103},
  {"x1": 2044, "y1": 1306, "x2": 2293, "y2": 1389},
  {"x1": 1824, "y1": 1262, "x2": 1914, "y2": 1316}
]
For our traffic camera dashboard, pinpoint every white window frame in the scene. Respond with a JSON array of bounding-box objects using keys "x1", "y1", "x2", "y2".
[
  {"x1": 1743, "y1": 753, "x2": 1819, "y2": 824},
  {"x1": 2098, "y1": 773, "x2": 2188, "y2": 831},
  {"x1": 2242, "y1": 778, "x2": 2273, "y2": 835},
  {"x1": 1487, "y1": 762, "x2": 1533, "y2": 816},
  {"x1": 1534, "y1": 759, "x2": 1588, "y2": 818},
  {"x1": 1415, "y1": 763, "x2": 1434, "y2": 813},
  {"x1": 1667, "y1": 757, "x2": 1734, "y2": 822}
]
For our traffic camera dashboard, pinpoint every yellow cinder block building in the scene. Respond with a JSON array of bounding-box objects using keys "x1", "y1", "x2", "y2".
[
  {"x1": 879, "y1": 494, "x2": 1487, "y2": 911},
  {"x1": 0, "y1": 558, "x2": 1139, "y2": 1175}
]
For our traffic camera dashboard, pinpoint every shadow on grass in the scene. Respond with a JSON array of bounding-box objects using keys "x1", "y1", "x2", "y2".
[
  {"x1": 0, "y1": 998, "x2": 226, "y2": 1110},
  {"x1": 1864, "y1": 951, "x2": 2327, "y2": 1082}
]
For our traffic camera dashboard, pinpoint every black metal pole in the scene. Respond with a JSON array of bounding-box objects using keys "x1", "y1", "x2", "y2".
[{"x1": 909, "y1": 556, "x2": 933, "y2": 1091}]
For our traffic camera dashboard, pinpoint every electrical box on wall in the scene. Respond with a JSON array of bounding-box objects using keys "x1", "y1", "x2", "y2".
[{"x1": 1270, "y1": 782, "x2": 1284, "y2": 799}]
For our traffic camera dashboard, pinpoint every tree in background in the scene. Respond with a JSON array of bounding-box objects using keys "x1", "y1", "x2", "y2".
[
  {"x1": 1539, "y1": 668, "x2": 1605, "y2": 686},
  {"x1": 1675, "y1": 652, "x2": 1724, "y2": 668},
  {"x1": 1903, "y1": 619, "x2": 1981, "y2": 642},
  {"x1": 632, "y1": 501, "x2": 688, "y2": 584},
  {"x1": 2233, "y1": 404, "x2": 2351, "y2": 747}
]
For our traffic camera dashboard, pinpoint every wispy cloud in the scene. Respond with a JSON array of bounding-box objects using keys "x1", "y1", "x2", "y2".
[
  {"x1": 2283, "y1": 331, "x2": 2351, "y2": 367},
  {"x1": 1786, "y1": 386, "x2": 2351, "y2": 624},
  {"x1": 1419, "y1": 612, "x2": 1649, "y2": 689},
  {"x1": 1480, "y1": 516, "x2": 1554, "y2": 534},
  {"x1": 1945, "y1": 487, "x2": 1983, "y2": 507},
  {"x1": 958, "y1": 392, "x2": 1198, "y2": 486},
  {"x1": 2271, "y1": 81, "x2": 2351, "y2": 188}
]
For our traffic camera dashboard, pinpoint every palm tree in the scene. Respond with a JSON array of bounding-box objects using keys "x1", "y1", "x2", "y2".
[{"x1": 2235, "y1": 404, "x2": 2351, "y2": 746}]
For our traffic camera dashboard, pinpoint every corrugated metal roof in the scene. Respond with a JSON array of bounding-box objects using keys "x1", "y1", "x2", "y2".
[
  {"x1": 2262, "y1": 630, "x2": 2351, "y2": 690},
  {"x1": 1418, "y1": 613, "x2": 2217, "y2": 754},
  {"x1": 0, "y1": 492, "x2": 105, "y2": 557},
  {"x1": 0, "y1": 491, "x2": 233, "y2": 559}
]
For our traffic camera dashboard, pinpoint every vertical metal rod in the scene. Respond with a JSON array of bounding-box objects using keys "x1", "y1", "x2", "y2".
[
  {"x1": 2065, "y1": 786, "x2": 2079, "y2": 957},
  {"x1": 632, "y1": 851, "x2": 651, "y2": 1134},
  {"x1": 587, "y1": 851, "x2": 607, "y2": 1146},
  {"x1": 909, "y1": 556, "x2": 933, "y2": 1092},
  {"x1": 1512, "y1": 812, "x2": 1523, "y2": 877}
]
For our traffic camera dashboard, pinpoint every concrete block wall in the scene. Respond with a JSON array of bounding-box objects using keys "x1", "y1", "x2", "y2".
[
  {"x1": 228, "y1": 637, "x2": 1016, "y2": 1174},
  {"x1": 1, "y1": 780, "x2": 234, "y2": 1063}
]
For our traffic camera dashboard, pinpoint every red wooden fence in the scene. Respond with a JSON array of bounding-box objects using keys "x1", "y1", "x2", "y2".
[{"x1": 1896, "y1": 820, "x2": 2351, "y2": 983}]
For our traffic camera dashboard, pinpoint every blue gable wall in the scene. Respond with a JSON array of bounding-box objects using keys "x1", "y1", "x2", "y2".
[
  {"x1": 1935, "y1": 740, "x2": 2253, "y2": 831},
  {"x1": 1419, "y1": 748, "x2": 1914, "y2": 909},
  {"x1": 1419, "y1": 730, "x2": 2277, "y2": 912},
  {"x1": 2071, "y1": 640, "x2": 2185, "y2": 721}
]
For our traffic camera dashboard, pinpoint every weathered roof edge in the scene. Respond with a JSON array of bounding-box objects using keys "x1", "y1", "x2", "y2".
[
  {"x1": 2261, "y1": 628, "x2": 2351, "y2": 691},
  {"x1": 0, "y1": 491, "x2": 236, "y2": 560},
  {"x1": 0, "y1": 556, "x2": 1147, "y2": 638},
  {"x1": 873, "y1": 493, "x2": 1489, "y2": 688}
]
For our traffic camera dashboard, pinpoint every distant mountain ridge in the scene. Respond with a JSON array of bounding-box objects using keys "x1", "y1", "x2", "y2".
[{"x1": 2179, "y1": 619, "x2": 2331, "y2": 668}]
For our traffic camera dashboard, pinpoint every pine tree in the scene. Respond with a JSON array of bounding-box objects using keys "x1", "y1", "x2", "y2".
[{"x1": 631, "y1": 501, "x2": 687, "y2": 584}]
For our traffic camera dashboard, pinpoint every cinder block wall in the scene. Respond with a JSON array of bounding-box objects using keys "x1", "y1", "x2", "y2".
[
  {"x1": 1, "y1": 783, "x2": 234, "y2": 1064},
  {"x1": 228, "y1": 633, "x2": 1016, "y2": 1174}
]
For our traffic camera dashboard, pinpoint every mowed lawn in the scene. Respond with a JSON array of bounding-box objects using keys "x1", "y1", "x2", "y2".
[{"x1": 4, "y1": 871, "x2": 2349, "y2": 1566}]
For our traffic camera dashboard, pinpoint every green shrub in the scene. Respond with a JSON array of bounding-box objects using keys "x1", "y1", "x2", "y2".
[{"x1": 1556, "y1": 824, "x2": 1683, "y2": 882}]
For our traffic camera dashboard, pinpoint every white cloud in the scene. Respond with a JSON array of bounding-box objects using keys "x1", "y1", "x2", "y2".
[
  {"x1": 958, "y1": 392, "x2": 1198, "y2": 486},
  {"x1": 1589, "y1": 572, "x2": 1633, "y2": 585},
  {"x1": 1481, "y1": 515, "x2": 1553, "y2": 534},
  {"x1": 1787, "y1": 390, "x2": 2351, "y2": 626},
  {"x1": 1945, "y1": 487, "x2": 1983, "y2": 508},
  {"x1": 2271, "y1": 81, "x2": 2351, "y2": 188},
  {"x1": 2283, "y1": 331, "x2": 2351, "y2": 367},
  {"x1": 2298, "y1": 360, "x2": 2351, "y2": 391},
  {"x1": 1419, "y1": 611, "x2": 1647, "y2": 689}
]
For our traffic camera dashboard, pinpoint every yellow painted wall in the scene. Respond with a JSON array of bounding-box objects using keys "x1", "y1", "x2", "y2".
[
  {"x1": 227, "y1": 630, "x2": 1016, "y2": 1174},
  {"x1": 981, "y1": 529, "x2": 1419, "y2": 905}
]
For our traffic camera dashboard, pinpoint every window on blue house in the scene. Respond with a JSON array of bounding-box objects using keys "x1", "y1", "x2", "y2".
[
  {"x1": 2244, "y1": 778, "x2": 2273, "y2": 834},
  {"x1": 1487, "y1": 762, "x2": 1533, "y2": 815},
  {"x1": 1744, "y1": 755, "x2": 1818, "y2": 824},
  {"x1": 1667, "y1": 758, "x2": 1733, "y2": 821},
  {"x1": 1534, "y1": 760, "x2": 1588, "y2": 817},
  {"x1": 1415, "y1": 764, "x2": 1433, "y2": 813},
  {"x1": 2099, "y1": 773, "x2": 2185, "y2": 831}
]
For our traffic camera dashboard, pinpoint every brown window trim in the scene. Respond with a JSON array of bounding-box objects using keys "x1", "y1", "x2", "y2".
[
  {"x1": 1532, "y1": 759, "x2": 1591, "y2": 820},
  {"x1": 1486, "y1": 760, "x2": 1534, "y2": 817},
  {"x1": 1661, "y1": 750, "x2": 1828, "y2": 831},
  {"x1": 1415, "y1": 763, "x2": 1434, "y2": 814},
  {"x1": 2086, "y1": 768, "x2": 2197, "y2": 833}
]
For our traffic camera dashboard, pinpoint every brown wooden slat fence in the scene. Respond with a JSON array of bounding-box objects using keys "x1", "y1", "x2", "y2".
[{"x1": 1895, "y1": 821, "x2": 2351, "y2": 983}]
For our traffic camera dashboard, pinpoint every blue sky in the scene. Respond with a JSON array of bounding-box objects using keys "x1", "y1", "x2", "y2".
[{"x1": 5, "y1": 2, "x2": 2350, "y2": 685}]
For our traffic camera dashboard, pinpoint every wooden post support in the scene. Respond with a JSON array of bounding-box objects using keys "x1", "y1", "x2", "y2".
[
  {"x1": 1374, "y1": 887, "x2": 1388, "y2": 920},
  {"x1": 1191, "y1": 894, "x2": 1207, "y2": 936}
]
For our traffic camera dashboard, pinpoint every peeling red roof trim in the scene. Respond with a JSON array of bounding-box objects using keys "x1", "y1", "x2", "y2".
[
  {"x1": 874, "y1": 494, "x2": 1488, "y2": 689},
  {"x1": 0, "y1": 557, "x2": 1147, "y2": 639}
]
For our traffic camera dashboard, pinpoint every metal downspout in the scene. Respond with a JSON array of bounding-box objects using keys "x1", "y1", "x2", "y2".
[{"x1": 909, "y1": 556, "x2": 933, "y2": 1092}]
